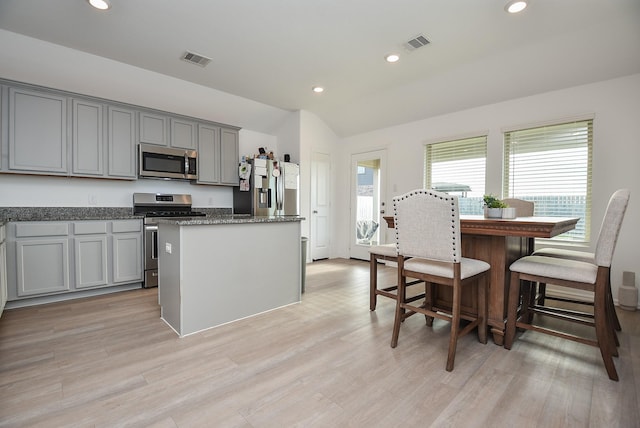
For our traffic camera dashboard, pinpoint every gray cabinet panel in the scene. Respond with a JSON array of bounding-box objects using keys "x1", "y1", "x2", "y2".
[
  {"x1": 197, "y1": 124, "x2": 221, "y2": 184},
  {"x1": 74, "y1": 221, "x2": 108, "y2": 235},
  {"x1": 9, "y1": 87, "x2": 67, "y2": 173},
  {"x1": 220, "y1": 128, "x2": 240, "y2": 185},
  {"x1": 170, "y1": 118, "x2": 197, "y2": 149},
  {"x1": 72, "y1": 99, "x2": 103, "y2": 176},
  {"x1": 112, "y1": 219, "x2": 141, "y2": 233},
  {"x1": 75, "y1": 235, "x2": 108, "y2": 289},
  {"x1": 15, "y1": 222, "x2": 69, "y2": 237},
  {"x1": 139, "y1": 112, "x2": 168, "y2": 146},
  {"x1": 107, "y1": 106, "x2": 136, "y2": 178},
  {"x1": 16, "y1": 238, "x2": 70, "y2": 297},
  {"x1": 0, "y1": 225, "x2": 7, "y2": 317},
  {"x1": 112, "y1": 232, "x2": 142, "y2": 283}
]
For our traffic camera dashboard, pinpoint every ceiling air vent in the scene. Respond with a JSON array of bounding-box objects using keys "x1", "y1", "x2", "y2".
[
  {"x1": 181, "y1": 51, "x2": 212, "y2": 67},
  {"x1": 404, "y1": 34, "x2": 430, "y2": 51}
]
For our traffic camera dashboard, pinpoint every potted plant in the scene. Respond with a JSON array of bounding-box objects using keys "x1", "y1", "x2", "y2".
[{"x1": 483, "y1": 194, "x2": 507, "y2": 218}]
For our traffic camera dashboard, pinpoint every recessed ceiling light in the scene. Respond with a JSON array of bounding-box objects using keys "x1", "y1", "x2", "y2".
[
  {"x1": 88, "y1": 0, "x2": 111, "y2": 10},
  {"x1": 505, "y1": 1, "x2": 527, "y2": 13},
  {"x1": 385, "y1": 54, "x2": 400, "y2": 63},
  {"x1": 312, "y1": 86, "x2": 324, "y2": 93}
]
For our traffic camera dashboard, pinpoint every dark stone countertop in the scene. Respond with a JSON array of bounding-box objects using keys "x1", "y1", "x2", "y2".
[
  {"x1": 156, "y1": 215, "x2": 304, "y2": 226},
  {"x1": 0, "y1": 207, "x2": 232, "y2": 222}
]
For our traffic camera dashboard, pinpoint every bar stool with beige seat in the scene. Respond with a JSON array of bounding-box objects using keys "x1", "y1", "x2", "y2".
[
  {"x1": 502, "y1": 198, "x2": 534, "y2": 217},
  {"x1": 390, "y1": 189, "x2": 490, "y2": 372},
  {"x1": 504, "y1": 188, "x2": 630, "y2": 381},
  {"x1": 531, "y1": 190, "x2": 629, "y2": 333},
  {"x1": 368, "y1": 244, "x2": 423, "y2": 311}
]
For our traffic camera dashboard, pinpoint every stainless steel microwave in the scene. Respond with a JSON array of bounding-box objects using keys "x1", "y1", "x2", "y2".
[{"x1": 138, "y1": 143, "x2": 198, "y2": 180}]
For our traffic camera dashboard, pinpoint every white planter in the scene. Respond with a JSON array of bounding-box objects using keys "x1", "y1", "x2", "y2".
[
  {"x1": 502, "y1": 207, "x2": 517, "y2": 219},
  {"x1": 484, "y1": 207, "x2": 503, "y2": 218}
]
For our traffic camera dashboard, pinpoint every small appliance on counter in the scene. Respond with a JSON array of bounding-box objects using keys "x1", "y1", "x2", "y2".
[
  {"x1": 133, "y1": 193, "x2": 206, "y2": 288},
  {"x1": 233, "y1": 158, "x2": 299, "y2": 216}
]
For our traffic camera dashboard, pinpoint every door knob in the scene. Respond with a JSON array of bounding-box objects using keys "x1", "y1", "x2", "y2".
[{"x1": 313, "y1": 210, "x2": 318, "y2": 214}]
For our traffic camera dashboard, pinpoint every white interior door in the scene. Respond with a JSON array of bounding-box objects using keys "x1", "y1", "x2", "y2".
[
  {"x1": 311, "y1": 152, "x2": 330, "y2": 261},
  {"x1": 350, "y1": 150, "x2": 387, "y2": 260}
]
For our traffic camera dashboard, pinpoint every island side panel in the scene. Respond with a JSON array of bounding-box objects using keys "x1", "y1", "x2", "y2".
[
  {"x1": 158, "y1": 223, "x2": 183, "y2": 335},
  {"x1": 162, "y1": 221, "x2": 301, "y2": 336}
]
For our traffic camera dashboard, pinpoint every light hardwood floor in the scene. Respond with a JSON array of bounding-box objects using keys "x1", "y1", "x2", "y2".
[{"x1": 1, "y1": 258, "x2": 638, "y2": 427}]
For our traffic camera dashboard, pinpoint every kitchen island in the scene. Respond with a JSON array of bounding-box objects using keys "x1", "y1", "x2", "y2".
[{"x1": 157, "y1": 215, "x2": 303, "y2": 337}]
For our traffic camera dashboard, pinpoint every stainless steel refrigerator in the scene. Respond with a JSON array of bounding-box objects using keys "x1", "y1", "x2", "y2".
[{"x1": 233, "y1": 158, "x2": 299, "y2": 216}]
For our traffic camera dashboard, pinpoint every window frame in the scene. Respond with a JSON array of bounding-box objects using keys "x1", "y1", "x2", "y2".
[
  {"x1": 503, "y1": 118, "x2": 593, "y2": 242},
  {"x1": 424, "y1": 134, "x2": 488, "y2": 215}
]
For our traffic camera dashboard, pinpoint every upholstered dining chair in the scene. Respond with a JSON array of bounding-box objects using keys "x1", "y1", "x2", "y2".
[
  {"x1": 502, "y1": 198, "x2": 534, "y2": 217},
  {"x1": 531, "y1": 189, "x2": 629, "y2": 333},
  {"x1": 390, "y1": 189, "x2": 490, "y2": 371},
  {"x1": 368, "y1": 244, "x2": 424, "y2": 311},
  {"x1": 504, "y1": 188, "x2": 630, "y2": 381}
]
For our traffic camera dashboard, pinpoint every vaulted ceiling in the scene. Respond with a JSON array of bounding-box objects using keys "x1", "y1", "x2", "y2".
[{"x1": 1, "y1": 0, "x2": 639, "y2": 137}]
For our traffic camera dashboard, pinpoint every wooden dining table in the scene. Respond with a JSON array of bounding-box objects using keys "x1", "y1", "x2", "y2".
[{"x1": 382, "y1": 215, "x2": 579, "y2": 344}]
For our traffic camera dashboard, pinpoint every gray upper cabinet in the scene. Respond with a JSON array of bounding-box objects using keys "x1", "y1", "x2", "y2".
[
  {"x1": 107, "y1": 106, "x2": 137, "y2": 179},
  {"x1": 9, "y1": 87, "x2": 68, "y2": 174},
  {"x1": 170, "y1": 118, "x2": 197, "y2": 149},
  {"x1": 198, "y1": 125, "x2": 239, "y2": 186},
  {"x1": 72, "y1": 98, "x2": 104, "y2": 176},
  {"x1": 220, "y1": 128, "x2": 240, "y2": 185},
  {"x1": 139, "y1": 111, "x2": 168, "y2": 146},
  {"x1": 197, "y1": 123, "x2": 221, "y2": 184},
  {"x1": 1, "y1": 80, "x2": 241, "y2": 182}
]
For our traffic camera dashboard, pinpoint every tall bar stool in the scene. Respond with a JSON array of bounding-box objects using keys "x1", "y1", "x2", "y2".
[
  {"x1": 532, "y1": 189, "x2": 627, "y2": 333},
  {"x1": 505, "y1": 189, "x2": 630, "y2": 381},
  {"x1": 390, "y1": 189, "x2": 490, "y2": 371},
  {"x1": 502, "y1": 198, "x2": 534, "y2": 217},
  {"x1": 368, "y1": 244, "x2": 423, "y2": 311}
]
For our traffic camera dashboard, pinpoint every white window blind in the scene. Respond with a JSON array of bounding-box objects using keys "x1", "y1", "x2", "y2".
[
  {"x1": 424, "y1": 135, "x2": 487, "y2": 214},
  {"x1": 503, "y1": 120, "x2": 593, "y2": 241}
]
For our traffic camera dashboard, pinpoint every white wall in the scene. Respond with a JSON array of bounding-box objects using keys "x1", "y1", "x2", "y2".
[
  {"x1": 299, "y1": 110, "x2": 341, "y2": 254},
  {"x1": 341, "y1": 73, "x2": 640, "y2": 304}
]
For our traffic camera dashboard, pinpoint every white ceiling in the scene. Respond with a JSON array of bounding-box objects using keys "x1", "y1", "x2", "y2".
[{"x1": 1, "y1": 0, "x2": 639, "y2": 137}]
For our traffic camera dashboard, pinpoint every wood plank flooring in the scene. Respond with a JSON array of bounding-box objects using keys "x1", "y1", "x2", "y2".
[{"x1": 0, "y1": 258, "x2": 638, "y2": 427}]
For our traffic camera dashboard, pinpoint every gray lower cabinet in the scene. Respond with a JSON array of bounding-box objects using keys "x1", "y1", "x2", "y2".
[
  {"x1": 112, "y1": 220, "x2": 143, "y2": 284},
  {"x1": 198, "y1": 125, "x2": 239, "y2": 186},
  {"x1": 0, "y1": 224, "x2": 8, "y2": 316},
  {"x1": 6, "y1": 220, "x2": 142, "y2": 302},
  {"x1": 12, "y1": 222, "x2": 71, "y2": 297},
  {"x1": 74, "y1": 221, "x2": 108, "y2": 289},
  {"x1": 8, "y1": 86, "x2": 68, "y2": 174}
]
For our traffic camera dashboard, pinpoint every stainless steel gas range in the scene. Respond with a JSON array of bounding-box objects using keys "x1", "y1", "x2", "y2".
[{"x1": 133, "y1": 193, "x2": 206, "y2": 288}]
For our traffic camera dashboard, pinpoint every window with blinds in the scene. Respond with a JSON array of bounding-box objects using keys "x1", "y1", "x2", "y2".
[
  {"x1": 503, "y1": 119, "x2": 593, "y2": 241},
  {"x1": 424, "y1": 135, "x2": 487, "y2": 214}
]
